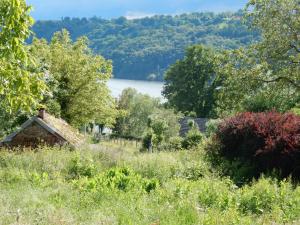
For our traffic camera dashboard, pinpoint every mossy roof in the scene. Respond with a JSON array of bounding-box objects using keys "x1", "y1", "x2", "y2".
[{"x1": 1, "y1": 113, "x2": 85, "y2": 148}]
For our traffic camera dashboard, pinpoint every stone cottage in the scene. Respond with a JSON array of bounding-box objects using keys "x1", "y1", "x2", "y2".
[{"x1": 0, "y1": 109, "x2": 84, "y2": 148}]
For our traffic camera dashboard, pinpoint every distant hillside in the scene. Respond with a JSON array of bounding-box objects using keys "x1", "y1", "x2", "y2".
[{"x1": 32, "y1": 11, "x2": 259, "y2": 80}]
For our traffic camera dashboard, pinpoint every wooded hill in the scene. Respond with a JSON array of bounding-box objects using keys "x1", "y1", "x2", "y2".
[{"x1": 32, "y1": 11, "x2": 259, "y2": 80}]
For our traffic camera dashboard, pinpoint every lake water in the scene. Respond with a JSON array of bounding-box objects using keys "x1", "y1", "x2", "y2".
[{"x1": 108, "y1": 79, "x2": 165, "y2": 100}]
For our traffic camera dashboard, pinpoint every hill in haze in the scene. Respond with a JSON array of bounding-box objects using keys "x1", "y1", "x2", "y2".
[{"x1": 32, "y1": 11, "x2": 259, "y2": 81}]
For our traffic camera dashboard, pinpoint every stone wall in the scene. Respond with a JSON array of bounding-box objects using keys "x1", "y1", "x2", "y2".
[{"x1": 7, "y1": 122, "x2": 66, "y2": 148}]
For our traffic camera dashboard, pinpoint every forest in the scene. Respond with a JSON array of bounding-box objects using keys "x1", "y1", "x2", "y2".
[
  {"x1": 32, "y1": 11, "x2": 258, "y2": 80},
  {"x1": 0, "y1": 0, "x2": 300, "y2": 224}
]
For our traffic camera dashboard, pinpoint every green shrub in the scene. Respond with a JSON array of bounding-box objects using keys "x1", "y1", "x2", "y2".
[
  {"x1": 29, "y1": 171, "x2": 50, "y2": 187},
  {"x1": 239, "y1": 178, "x2": 279, "y2": 214},
  {"x1": 0, "y1": 168, "x2": 27, "y2": 184},
  {"x1": 205, "y1": 119, "x2": 222, "y2": 137},
  {"x1": 73, "y1": 167, "x2": 159, "y2": 193},
  {"x1": 141, "y1": 132, "x2": 153, "y2": 152},
  {"x1": 198, "y1": 178, "x2": 236, "y2": 210},
  {"x1": 157, "y1": 136, "x2": 183, "y2": 151},
  {"x1": 180, "y1": 162, "x2": 211, "y2": 181},
  {"x1": 67, "y1": 156, "x2": 97, "y2": 179},
  {"x1": 182, "y1": 127, "x2": 203, "y2": 149},
  {"x1": 238, "y1": 178, "x2": 300, "y2": 219}
]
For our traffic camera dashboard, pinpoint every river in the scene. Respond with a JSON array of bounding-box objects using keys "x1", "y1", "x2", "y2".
[{"x1": 108, "y1": 79, "x2": 165, "y2": 100}]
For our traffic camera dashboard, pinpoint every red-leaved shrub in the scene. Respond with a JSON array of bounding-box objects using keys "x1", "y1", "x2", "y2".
[{"x1": 215, "y1": 112, "x2": 300, "y2": 178}]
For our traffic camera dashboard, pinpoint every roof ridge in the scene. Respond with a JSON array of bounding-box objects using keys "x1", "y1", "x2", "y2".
[{"x1": 1, "y1": 113, "x2": 84, "y2": 147}]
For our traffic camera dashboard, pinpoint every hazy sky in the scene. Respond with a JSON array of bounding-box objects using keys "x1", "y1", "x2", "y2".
[{"x1": 26, "y1": 0, "x2": 248, "y2": 20}]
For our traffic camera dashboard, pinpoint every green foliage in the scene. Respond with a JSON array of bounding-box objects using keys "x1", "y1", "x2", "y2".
[
  {"x1": 0, "y1": 109, "x2": 30, "y2": 138},
  {"x1": 246, "y1": 0, "x2": 300, "y2": 88},
  {"x1": 163, "y1": 45, "x2": 222, "y2": 117},
  {"x1": 147, "y1": 116, "x2": 167, "y2": 147},
  {"x1": 241, "y1": 90, "x2": 299, "y2": 113},
  {"x1": 141, "y1": 107, "x2": 182, "y2": 151},
  {"x1": 0, "y1": 0, "x2": 46, "y2": 112},
  {"x1": 149, "y1": 108, "x2": 182, "y2": 145},
  {"x1": 182, "y1": 124, "x2": 204, "y2": 149},
  {"x1": 197, "y1": 178, "x2": 236, "y2": 210},
  {"x1": 73, "y1": 167, "x2": 159, "y2": 193},
  {"x1": 30, "y1": 30, "x2": 118, "y2": 127},
  {"x1": 29, "y1": 171, "x2": 50, "y2": 188},
  {"x1": 114, "y1": 88, "x2": 160, "y2": 138},
  {"x1": 197, "y1": 177, "x2": 300, "y2": 223},
  {"x1": 67, "y1": 156, "x2": 97, "y2": 179},
  {"x1": 31, "y1": 12, "x2": 258, "y2": 81},
  {"x1": 158, "y1": 136, "x2": 184, "y2": 152},
  {"x1": 141, "y1": 131, "x2": 153, "y2": 152},
  {"x1": 205, "y1": 119, "x2": 222, "y2": 137},
  {"x1": 217, "y1": 0, "x2": 300, "y2": 115},
  {"x1": 115, "y1": 88, "x2": 181, "y2": 144},
  {"x1": 182, "y1": 129, "x2": 203, "y2": 149},
  {"x1": 0, "y1": 146, "x2": 299, "y2": 224}
]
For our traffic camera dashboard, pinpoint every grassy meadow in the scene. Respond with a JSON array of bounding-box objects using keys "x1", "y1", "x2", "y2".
[{"x1": 0, "y1": 141, "x2": 300, "y2": 225}]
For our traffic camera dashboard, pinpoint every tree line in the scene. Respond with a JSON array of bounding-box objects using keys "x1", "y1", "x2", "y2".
[{"x1": 31, "y1": 11, "x2": 259, "y2": 80}]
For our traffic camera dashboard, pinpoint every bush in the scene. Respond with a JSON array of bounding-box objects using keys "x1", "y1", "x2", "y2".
[
  {"x1": 141, "y1": 132, "x2": 153, "y2": 152},
  {"x1": 168, "y1": 136, "x2": 184, "y2": 151},
  {"x1": 215, "y1": 112, "x2": 300, "y2": 179},
  {"x1": 182, "y1": 127, "x2": 204, "y2": 149},
  {"x1": 73, "y1": 167, "x2": 159, "y2": 193},
  {"x1": 205, "y1": 119, "x2": 222, "y2": 137},
  {"x1": 239, "y1": 177, "x2": 300, "y2": 220},
  {"x1": 157, "y1": 136, "x2": 184, "y2": 152},
  {"x1": 67, "y1": 156, "x2": 97, "y2": 179},
  {"x1": 197, "y1": 178, "x2": 236, "y2": 210}
]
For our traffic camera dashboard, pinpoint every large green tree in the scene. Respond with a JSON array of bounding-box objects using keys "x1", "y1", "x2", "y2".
[
  {"x1": 163, "y1": 45, "x2": 222, "y2": 118},
  {"x1": 30, "y1": 30, "x2": 118, "y2": 127},
  {"x1": 114, "y1": 88, "x2": 160, "y2": 138},
  {"x1": 217, "y1": 0, "x2": 300, "y2": 115},
  {"x1": 0, "y1": 0, "x2": 45, "y2": 112},
  {"x1": 148, "y1": 108, "x2": 181, "y2": 144}
]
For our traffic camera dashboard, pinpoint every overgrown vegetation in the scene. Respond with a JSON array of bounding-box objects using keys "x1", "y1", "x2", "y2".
[{"x1": 0, "y1": 145, "x2": 300, "y2": 224}]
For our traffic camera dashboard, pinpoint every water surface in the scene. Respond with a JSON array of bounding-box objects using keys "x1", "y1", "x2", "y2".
[{"x1": 108, "y1": 79, "x2": 165, "y2": 100}]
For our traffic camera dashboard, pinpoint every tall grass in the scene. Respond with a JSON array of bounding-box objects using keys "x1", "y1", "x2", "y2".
[{"x1": 0, "y1": 143, "x2": 299, "y2": 224}]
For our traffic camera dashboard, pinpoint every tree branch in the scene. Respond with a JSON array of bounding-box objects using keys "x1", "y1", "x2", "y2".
[{"x1": 258, "y1": 76, "x2": 300, "y2": 89}]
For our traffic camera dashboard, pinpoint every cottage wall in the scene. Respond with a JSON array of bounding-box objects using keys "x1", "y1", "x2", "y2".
[{"x1": 7, "y1": 122, "x2": 66, "y2": 148}]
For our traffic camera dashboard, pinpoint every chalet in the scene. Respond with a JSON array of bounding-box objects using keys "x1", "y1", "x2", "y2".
[
  {"x1": 0, "y1": 109, "x2": 84, "y2": 148},
  {"x1": 179, "y1": 117, "x2": 209, "y2": 137}
]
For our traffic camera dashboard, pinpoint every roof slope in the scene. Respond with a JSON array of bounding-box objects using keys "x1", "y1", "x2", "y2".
[
  {"x1": 1, "y1": 113, "x2": 85, "y2": 147},
  {"x1": 42, "y1": 113, "x2": 85, "y2": 147}
]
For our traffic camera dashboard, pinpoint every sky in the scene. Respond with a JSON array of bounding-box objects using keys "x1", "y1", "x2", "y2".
[{"x1": 26, "y1": 0, "x2": 248, "y2": 20}]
